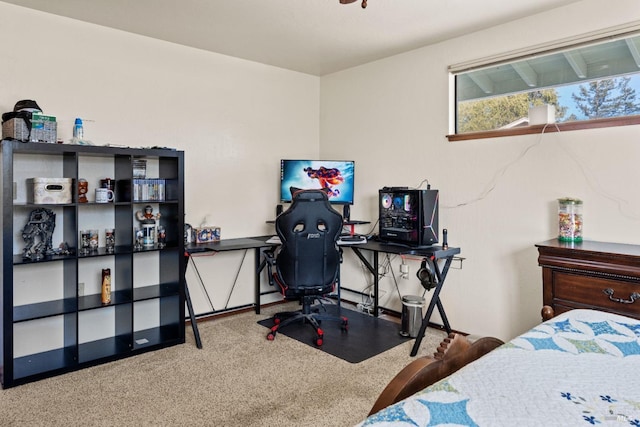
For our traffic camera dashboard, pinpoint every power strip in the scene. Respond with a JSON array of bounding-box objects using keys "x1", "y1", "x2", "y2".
[{"x1": 357, "y1": 302, "x2": 377, "y2": 315}]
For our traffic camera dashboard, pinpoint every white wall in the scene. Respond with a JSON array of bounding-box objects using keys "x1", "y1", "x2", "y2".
[
  {"x1": 0, "y1": 3, "x2": 320, "y2": 312},
  {"x1": 0, "y1": 3, "x2": 320, "y2": 236},
  {"x1": 321, "y1": 0, "x2": 640, "y2": 340},
  {"x1": 4, "y1": 1, "x2": 640, "y2": 341}
]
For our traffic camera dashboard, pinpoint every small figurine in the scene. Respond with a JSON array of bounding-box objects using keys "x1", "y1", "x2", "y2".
[
  {"x1": 157, "y1": 226, "x2": 166, "y2": 249},
  {"x1": 105, "y1": 229, "x2": 115, "y2": 253},
  {"x1": 136, "y1": 205, "x2": 161, "y2": 248},
  {"x1": 134, "y1": 228, "x2": 144, "y2": 251},
  {"x1": 78, "y1": 179, "x2": 88, "y2": 203},
  {"x1": 22, "y1": 208, "x2": 56, "y2": 260},
  {"x1": 55, "y1": 242, "x2": 72, "y2": 255},
  {"x1": 136, "y1": 205, "x2": 161, "y2": 225},
  {"x1": 80, "y1": 230, "x2": 91, "y2": 255}
]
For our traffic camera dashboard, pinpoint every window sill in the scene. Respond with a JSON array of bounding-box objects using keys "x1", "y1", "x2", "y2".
[{"x1": 447, "y1": 115, "x2": 640, "y2": 142}]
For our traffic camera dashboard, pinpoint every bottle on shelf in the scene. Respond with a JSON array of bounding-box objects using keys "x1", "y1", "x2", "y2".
[
  {"x1": 73, "y1": 118, "x2": 83, "y2": 139},
  {"x1": 71, "y1": 117, "x2": 92, "y2": 145},
  {"x1": 101, "y1": 268, "x2": 112, "y2": 305}
]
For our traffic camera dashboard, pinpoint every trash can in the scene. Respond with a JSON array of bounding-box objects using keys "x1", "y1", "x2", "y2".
[{"x1": 400, "y1": 295, "x2": 425, "y2": 338}]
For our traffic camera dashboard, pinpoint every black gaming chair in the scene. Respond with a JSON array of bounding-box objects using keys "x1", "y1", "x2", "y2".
[{"x1": 265, "y1": 188, "x2": 348, "y2": 346}]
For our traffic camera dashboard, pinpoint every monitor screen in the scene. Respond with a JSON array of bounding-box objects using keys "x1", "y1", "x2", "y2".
[{"x1": 280, "y1": 159, "x2": 355, "y2": 205}]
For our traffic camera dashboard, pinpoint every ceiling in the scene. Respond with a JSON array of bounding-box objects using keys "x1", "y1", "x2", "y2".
[{"x1": 1, "y1": 0, "x2": 582, "y2": 76}]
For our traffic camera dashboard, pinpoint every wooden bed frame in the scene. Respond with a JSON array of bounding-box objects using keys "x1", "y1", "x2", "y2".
[
  {"x1": 368, "y1": 305, "x2": 558, "y2": 415},
  {"x1": 368, "y1": 333, "x2": 504, "y2": 415}
]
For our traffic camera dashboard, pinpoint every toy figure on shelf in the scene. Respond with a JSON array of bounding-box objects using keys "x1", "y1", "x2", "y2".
[
  {"x1": 22, "y1": 208, "x2": 56, "y2": 260},
  {"x1": 136, "y1": 205, "x2": 161, "y2": 248},
  {"x1": 136, "y1": 205, "x2": 161, "y2": 224},
  {"x1": 157, "y1": 226, "x2": 166, "y2": 249},
  {"x1": 134, "y1": 228, "x2": 144, "y2": 251},
  {"x1": 78, "y1": 178, "x2": 88, "y2": 203}
]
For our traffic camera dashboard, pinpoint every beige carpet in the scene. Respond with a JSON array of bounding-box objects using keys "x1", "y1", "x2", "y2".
[{"x1": 0, "y1": 303, "x2": 447, "y2": 427}]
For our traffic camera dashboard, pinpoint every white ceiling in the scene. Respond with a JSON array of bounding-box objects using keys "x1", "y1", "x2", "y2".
[{"x1": 1, "y1": 0, "x2": 582, "y2": 76}]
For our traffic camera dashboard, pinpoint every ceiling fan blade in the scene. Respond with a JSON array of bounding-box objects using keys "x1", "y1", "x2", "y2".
[{"x1": 339, "y1": 0, "x2": 367, "y2": 7}]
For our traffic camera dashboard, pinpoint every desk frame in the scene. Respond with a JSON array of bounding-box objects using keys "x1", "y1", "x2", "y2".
[
  {"x1": 184, "y1": 237, "x2": 275, "y2": 348},
  {"x1": 349, "y1": 241, "x2": 460, "y2": 356},
  {"x1": 184, "y1": 237, "x2": 459, "y2": 356}
]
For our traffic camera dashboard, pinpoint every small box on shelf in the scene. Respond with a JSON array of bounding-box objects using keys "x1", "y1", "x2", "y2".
[
  {"x1": 2, "y1": 113, "x2": 57, "y2": 143},
  {"x1": 27, "y1": 178, "x2": 73, "y2": 204},
  {"x1": 195, "y1": 226, "x2": 220, "y2": 244}
]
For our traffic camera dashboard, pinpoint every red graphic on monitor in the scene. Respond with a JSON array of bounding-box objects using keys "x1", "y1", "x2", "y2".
[{"x1": 304, "y1": 166, "x2": 344, "y2": 197}]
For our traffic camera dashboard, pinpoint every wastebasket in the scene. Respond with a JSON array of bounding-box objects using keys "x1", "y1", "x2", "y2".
[{"x1": 400, "y1": 295, "x2": 425, "y2": 338}]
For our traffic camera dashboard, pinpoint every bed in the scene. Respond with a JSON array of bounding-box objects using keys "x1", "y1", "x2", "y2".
[{"x1": 358, "y1": 308, "x2": 640, "y2": 426}]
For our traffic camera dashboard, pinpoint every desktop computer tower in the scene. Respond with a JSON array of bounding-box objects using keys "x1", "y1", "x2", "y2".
[{"x1": 378, "y1": 188, "x2": 439, "y2": 246}]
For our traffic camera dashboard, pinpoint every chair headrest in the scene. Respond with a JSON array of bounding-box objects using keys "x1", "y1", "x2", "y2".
[{"x1": 290, "y1": 187, "x2": 330, "y2": 202}]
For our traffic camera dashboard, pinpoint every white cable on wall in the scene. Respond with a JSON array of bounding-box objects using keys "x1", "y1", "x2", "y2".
[{"x1": 442, "y1": 124, "x2": 640, "y2": 221}]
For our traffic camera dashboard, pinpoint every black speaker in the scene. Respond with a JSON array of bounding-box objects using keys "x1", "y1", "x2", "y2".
[
  {"x1": 342, "y1": 204, "x2": 350, "y2": 221},
  {"x1": 276, "y1": 204, "x2": 283, "y2": 217},
  {"x1": 378, "y1": 188, "x2": 439, "y2": 246}
]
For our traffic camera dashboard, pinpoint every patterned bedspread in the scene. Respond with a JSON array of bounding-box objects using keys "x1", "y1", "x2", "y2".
[{"x1": 358, "y1": 309, "x2": 640, "y2": 426}]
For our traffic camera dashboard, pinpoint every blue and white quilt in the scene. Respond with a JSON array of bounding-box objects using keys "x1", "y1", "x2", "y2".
[{"x1": 358, "y1": 309, "x2": 640, "y2": 426}]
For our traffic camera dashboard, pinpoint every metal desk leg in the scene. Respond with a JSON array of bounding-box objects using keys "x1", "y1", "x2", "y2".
[
  {"x1": 436, "y1": 299, "x2": 452, "y2": 334},
  {"x1": 410, "y1": 256, "x2": 454, "y2": 357},
  {"x1": 184, "y1": 279, "x2": 203, "y2": 349},
  {"x1": 373, "y1": 251, "x2": 379, "y2": 317},
  {"x1": 183, "y1": 253, "x2": 203, "y2": 349},
  {"x1": 255, "y1": 248, "x2": 261, "y2": 314}
]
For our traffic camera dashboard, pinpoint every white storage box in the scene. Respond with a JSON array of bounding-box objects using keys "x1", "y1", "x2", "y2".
[
  {"x1": 27, "y1": 178, "x2": 73, "y2": 204},
  {"x1": 2, "y1": 113, "x2": 57, "y2": 143}
]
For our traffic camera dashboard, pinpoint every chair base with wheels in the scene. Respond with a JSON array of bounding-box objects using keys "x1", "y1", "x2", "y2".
[{"x1": 266, "y1": 295, "x2": 348, "y2": 346}]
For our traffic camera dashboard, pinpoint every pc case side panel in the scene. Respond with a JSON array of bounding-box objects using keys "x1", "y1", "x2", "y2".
[{"x1": 420, "y1": 190, "x2": 439, "y2": 246}]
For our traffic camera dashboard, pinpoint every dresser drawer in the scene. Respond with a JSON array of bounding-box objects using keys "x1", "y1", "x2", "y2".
[{"x1": 553, "y1": 272, "x2": 640, "y2": 317}]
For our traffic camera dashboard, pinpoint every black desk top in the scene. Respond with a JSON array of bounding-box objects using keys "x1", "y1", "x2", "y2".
[
  {"x1": 186, "y1": 237, "x2": 275, "y2": 253},
  {"x1": 186, "y1": 236, "x2": 460, "y2": 259},
  {"x1": 266, "y1": 219, "x2": 371, "y2": 225},
  {"x1": 344, "y1": 220, "x2": 370, "y2": 225},
  {"x1": 352, "y1": 240, "x2": 460, "y2": 258}
]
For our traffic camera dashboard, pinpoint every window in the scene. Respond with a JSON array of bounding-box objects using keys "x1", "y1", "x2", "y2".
[{"x1": 450, "y1": 31, "x2": 640, "y2": 140}]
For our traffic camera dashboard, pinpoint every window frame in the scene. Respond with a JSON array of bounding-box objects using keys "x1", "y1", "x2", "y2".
[
  {"x1": 448, "y1": 25, "x2": 640, "y2": 141},
  {"x1": 447, "y1": 115, "x2": 640, "y2": 142}
]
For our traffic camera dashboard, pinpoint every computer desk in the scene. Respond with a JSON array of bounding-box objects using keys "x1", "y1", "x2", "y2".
[
  {"x1": 184, "y1": 236, "x2": 459, "y2": 356},
  {"x1": 348, "y1": 240, "x2": 461, "y2": 356},
  {"x1": 184, "y1": 237, "x2": 277, "y2": 348}
]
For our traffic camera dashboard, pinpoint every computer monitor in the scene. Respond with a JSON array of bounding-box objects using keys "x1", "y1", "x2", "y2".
[{"x1": 279, "y1": 159, "x2": 355, "y2": 205}]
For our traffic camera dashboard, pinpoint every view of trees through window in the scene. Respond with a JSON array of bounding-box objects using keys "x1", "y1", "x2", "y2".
[{"x1": 457, "y1": 75, "x2": 640, "y2": 134}]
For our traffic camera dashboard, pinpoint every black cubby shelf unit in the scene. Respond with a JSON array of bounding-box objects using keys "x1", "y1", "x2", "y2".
[{"x1": 1, "y1": 140, "x2": 185, "y2": 388}]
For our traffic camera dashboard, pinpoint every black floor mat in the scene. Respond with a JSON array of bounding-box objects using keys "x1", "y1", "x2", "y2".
[{"x1": 258, "y1": 304, "x2": 411, "y2": 363}]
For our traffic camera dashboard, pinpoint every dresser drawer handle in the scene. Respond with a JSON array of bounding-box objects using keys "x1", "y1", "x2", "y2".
[{"x1": 603, "y1": 288, "x2": 640, "y2": 304}]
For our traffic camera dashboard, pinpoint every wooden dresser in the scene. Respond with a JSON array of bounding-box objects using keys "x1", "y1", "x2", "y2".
[{"x1": 536, "y1": 239, "x2": 640, "y2": 321}]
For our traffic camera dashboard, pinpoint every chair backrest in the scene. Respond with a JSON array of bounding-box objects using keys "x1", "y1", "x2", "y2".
[{"x1": 275, "y1": 188, "x2": 343, "y2": 292}]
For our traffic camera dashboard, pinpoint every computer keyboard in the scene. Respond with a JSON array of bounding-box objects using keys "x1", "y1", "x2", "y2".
[{"x1": 338, "y1": 235, "x2": 367, "y2": 244}]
